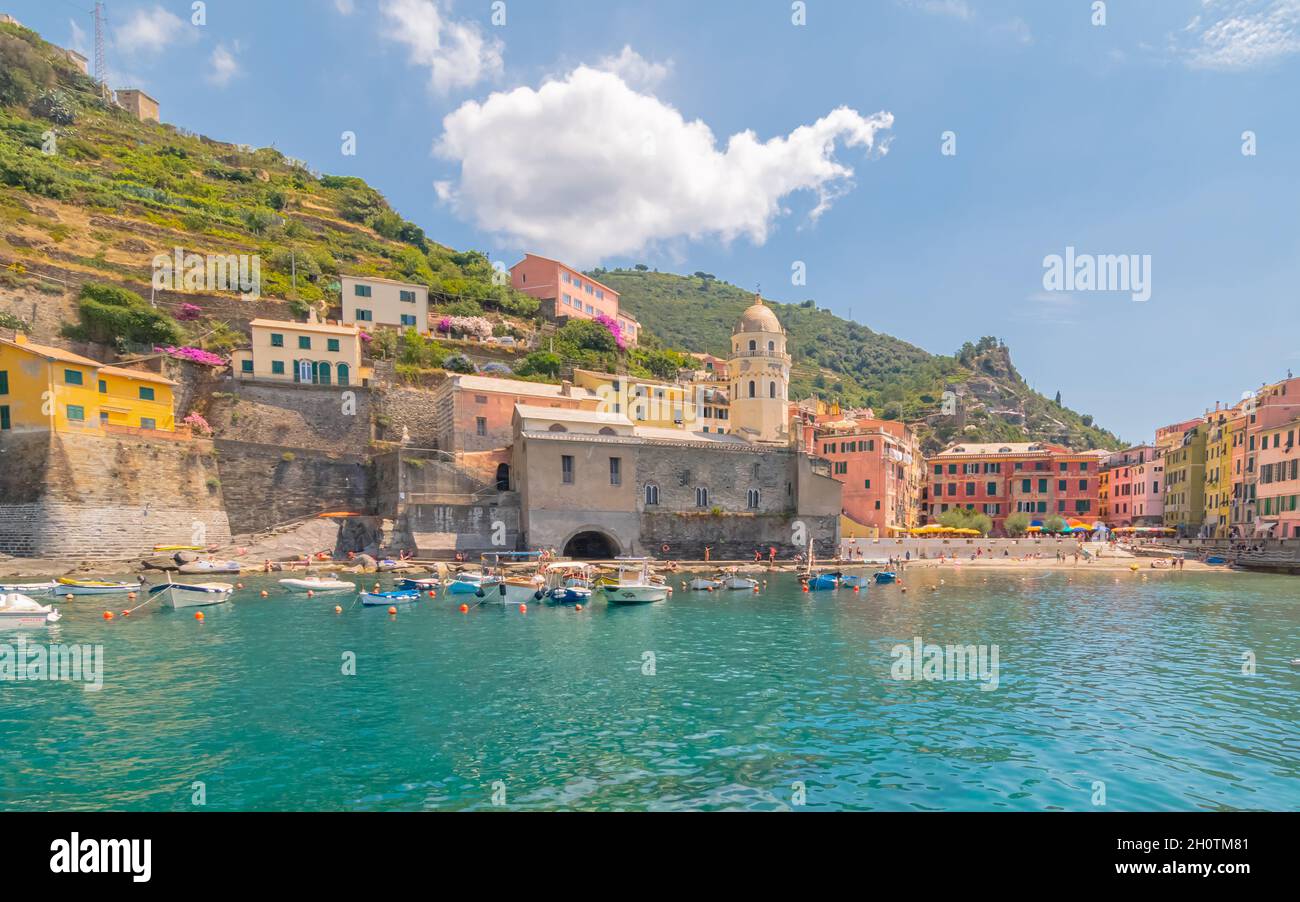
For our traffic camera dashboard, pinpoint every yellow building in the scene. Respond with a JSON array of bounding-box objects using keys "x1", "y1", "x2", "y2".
[
  {"x1": 728, "y1": 294, "x2": 790, "y2": 444},
  {"x1": 0, "y1": 334, "x2": 177, "y2": 434},
  {"x1": 572, "y1": 368, "x2": 731, "y2": 434},
  {"x1": 1203, "y1": 408, "x2": 1242, "y2": 538},
  {"x1": 231, "y1": 317, "x2": 369, "y2": 386}
]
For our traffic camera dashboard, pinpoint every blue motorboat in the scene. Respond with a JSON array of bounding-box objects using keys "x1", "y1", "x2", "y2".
[
  {"x1": 839, "y1": 574, "x2": 869, "y2": 589},
  {"x1": 359, "y1": 588, "x2": 421, "y2": 606},
  {"x1": 805, "y1": 573, "x2": 839, "y2": 591},
  {"x1": 398, "y1": 577, "x2": 441, "y2": 592},
  {"x1": 873, "y1": 571, "x2": 897, "y2": 585}
]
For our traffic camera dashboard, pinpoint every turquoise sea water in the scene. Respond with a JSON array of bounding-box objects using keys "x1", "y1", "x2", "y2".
[{"x1": 1, "y1": 568, "x2": 1297, "y2": 811}]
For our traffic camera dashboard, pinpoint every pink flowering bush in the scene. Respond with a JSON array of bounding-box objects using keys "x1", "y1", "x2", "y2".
[
  {"x1": 183, "y1": 412, "x2": 213, "y2": 436},
  {"x1": 595, "y1": 314, "x2": 627, "y2": 351},
  {"x1": 360, "y1": 330, "x2": 372, "y2": 343},
  {"x1": 438, "y1": 315, "x2": 492, "y2": 340},
  {"x1": 155, "y1": 345, "x2": 227, "y2": 367},
  {"x1": 177, "y1": 303, "x2": 203, "y2": 321}
]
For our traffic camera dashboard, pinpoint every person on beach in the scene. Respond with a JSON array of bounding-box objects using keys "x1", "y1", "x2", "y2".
[
  {"x1": 769, "y1": 546, "x2": 777, "y2": 564},
  {"x1": 704, "y1": 546, "x2": 712, "y2": 563}
]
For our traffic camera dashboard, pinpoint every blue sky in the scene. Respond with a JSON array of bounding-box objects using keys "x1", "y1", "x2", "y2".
[{"x1": 11, "y1": 0, "x2": 1300, "y2": 442}]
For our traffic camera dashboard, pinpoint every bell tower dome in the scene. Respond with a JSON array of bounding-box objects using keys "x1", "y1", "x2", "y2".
[{"x1": 727, "y1": 292, "x2": 790, "y2": 444}]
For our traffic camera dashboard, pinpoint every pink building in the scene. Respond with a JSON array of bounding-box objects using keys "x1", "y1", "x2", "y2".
[
  {"x1": 431, "y1": 374, "x2": 601, "y2": 455},
  {"x1": 1101, "y1": 445, "x2": 1162, "y2": 527},
  {"x1": 510, "y1": 254, "x2": 639, "y2": 346}
]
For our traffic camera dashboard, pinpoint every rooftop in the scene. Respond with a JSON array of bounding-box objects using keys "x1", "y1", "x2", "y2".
[
  {"x1": 1, "y1": 335, "x2": 105, "y2": 368},
  {"x1": 248, "y1": 317, "x2": 362, "y2": 336},
  {"x1": 511, "y1": 253, "x2": 620, "y2": 298},
  {"x1": 339, "y1": 273, "x2": 428, "y2": 290},
  {"x1": 455, "y1": 374, "x2": 599, "y2": 401}
]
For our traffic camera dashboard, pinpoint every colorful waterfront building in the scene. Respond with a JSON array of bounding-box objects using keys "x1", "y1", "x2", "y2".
[
  {"x1": 340, "y1": 274, "x2": 430, "y2": 335},
  {"x1": 817, "y1": 415, "x2": 922, "y2": 537},
  {"x1": 571, "y1": 368, "x2": 731, "y2": 434},
  {"x1": 430, "y1": 373, "x2": 601, "y2": 455},
  {"x1": 231, "y1": 316, "x2": 369, "y2": 386},
  {"x1": 1255, "y1": 416, "x2": 1300, "y2": 539},
  {"x1": 922, "y1": 442, "x2": 1105, "y2": 535},
  {"x1": 1203, "y1": 405, "x2": 1246, "y2": 538},
  {"x1": 0, "y1": 333, "x2": 177, "y2": 434},
  {"x1": 1163, "y1": 423, "x2": 1207, "y2": 535},
  {"x1": 509, "y1": 254, "x2": 639, "y2": 346},
  {"x1": 1099, "y1": 445, "x2": 1162, "y2": 528},
  {"x1": 1237, "y1": 377, "x2": 1300, "y2": 536}
]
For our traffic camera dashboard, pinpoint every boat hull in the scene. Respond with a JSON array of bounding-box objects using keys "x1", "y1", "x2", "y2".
[
  {"x1": 689, "y1": 579, "x2": 722, "y2": 590},
  {"x1": 0, "y1": 594, "x2": 60, "y2": 626},
  {"x1": 0, "y1": 582, "x2": 57, "y2": 595},
  {"x1": 360, "y1": 591, "x2": 420, "y2": 606},
  {"x1": 56, "y1": 581, "x2": 142, "y2": 596},
  {"x1": 724, "y1": 577, "x2": 758, "y2": 590},
  {"x1": 806, "y1": 575, "x2": 838, "y2": 591},
  {"x1": 278, "y1": 579, "x2": 355, "y2": 594},
  {"x1": 178, "y1": 561, "x2": 241, "y2": 575},
  {"x1": 446, "y1": 579, "x2": 483, "y2": 595},
  {"x1": 873, "y1": 572, "x2": 897, "y2": 585},
  {"x1": 155, "y1": 584, "x2": 233, "y2": 610},
  {"x1": 547, "y1": 586, "x2": 592, "y2": 605},
  {"x1": 603, "y1": 585, "x2": 669, "y2": 604}
]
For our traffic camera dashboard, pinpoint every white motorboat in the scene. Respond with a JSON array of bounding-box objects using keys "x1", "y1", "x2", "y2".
[
  {"x1": 359, "y1": 588, "x2": 421, "y2": 607},
  {"x1": 721, "y1": 571, "x2": 758, "y2": 590},
  {"x1": 689, "y1": 577, "x2": 723, "y2": 590},
  {"x1": 0, "y1": 581, "x2": 57, "y2": 595},
  {"x1": 278, "y1": 576, "x2": 356, "y2": 594},
  {"x1": 55, "y1": 578, "x2": 143, "y2": 596},
  {"x1": 600, "y1": 559, "x2": 670, "y2": 605},
  {"x1": 149, "y1": 581, "x2": 234, "y2": 610},
  {"x1": 177, "y1": 560, "x2": 241, "y2": 575},
  {"x1": 0, "y1": 593, "x2": 61, "y2": 626}
]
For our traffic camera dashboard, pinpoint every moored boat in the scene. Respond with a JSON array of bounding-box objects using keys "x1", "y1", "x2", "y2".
[
  {"x1": 689, "y1": 577, "x2": 723, "y2": 590},
  {"x1": 600, "y1": 559, "x2": 669, "y2": 604},
  {"x1": 149, "y1": 581, "x2": 234, "y2": 609},
  {"x1": 722, "y1": 571, "x2": 759, "y2": 590},
  {"x1": 805, "y1": 573, "x2": 839, "y2": 591},
  {"x1": 359, "y1": 588, "x2": 421, "y2": 606},
  {"x1": 544, "y1": 563, "x2": 595, "y2": 604},
  {"x1": 0, "y1": 581, "x2": 57, "y2": 595},
  {"x1": 397, "y1": 576, "x2": 441, "y2": 592},
  {"x1": 0, "y1": 593, "x2": 61, "y2": 626},
  {"x1": 55, "y1": 577, "x2": 143, "y2": 596},
  {"x1": 872, "y1": 571, "x2": 897, "y2": 585},
  {"x1": 840, "y1": 573, "x2": 869, "y2": 589},
  {"x1": 177, "y1": 560, "x2": 241, "y2": 575},
  {"x1": 445, "y1": 571, "x2": 486, "y2": 594},
  {"x1": 278, "y1": 576, "x2": 356, "y2": 594}
]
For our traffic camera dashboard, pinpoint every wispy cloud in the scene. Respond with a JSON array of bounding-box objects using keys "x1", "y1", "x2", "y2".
[
  {"x1": 1182, "y1": 0, "x2": 1300, "y2": 70},
  {"x1": 207, "y1": 42, "x2": 242, "y2": 87},
  {"x1": 596, "y1": 46, "x2": 672, "y2": 90},
  {"x1": 379, "y1": 0, "x2": 503, "y2": 94},
  {"x1": 113, "y1": 5, "x2": 188, "y2": 57},
  {"x1": 902, "y1": 0, "x2": 974, "y2": 20},
  {"x1": 898, "y1": 0, "x2": 1031, "y2": 44}
]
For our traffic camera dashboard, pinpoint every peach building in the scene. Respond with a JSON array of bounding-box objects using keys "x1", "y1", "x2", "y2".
[
  {"x1": 431, "y1": 374, "x2": 600, "y2": 455},
  {"x1": 1255, "y1": 418, "x2": 1300, "y2": 539},
  {"x1": 818, "y1": 416, "x2": 921, "y2": 536},
  {"x1": 509, "y1": 254, "x2": 639, "y2": 346},
  {"x1": 116, "y1": 88, "x2": 159, "y2": 123},
  {"x1": 1100, "y1": 445, "x2": 1161, "y2": 527}
]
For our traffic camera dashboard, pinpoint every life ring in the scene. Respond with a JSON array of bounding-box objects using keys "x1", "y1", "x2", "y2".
[{"x1": 661, "y1": 544, "x2": 670, "y2": 554}]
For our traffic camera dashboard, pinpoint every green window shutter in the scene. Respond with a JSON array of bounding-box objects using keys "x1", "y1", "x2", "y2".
[
  {"x1": 139, "y1": 386, "x2": 155, "y2": 401},
  {"x1": 271, "y1": 334, "x2": 284, "y2": 347},
  {"x1": 328, "y1": 339, "x2": 340, "y2": 352},
  {"x1": 298, "y1": 336, "x2": 311, "y2": 350},
  {"x1": 0, "y1": 405, "x2": 9, "y2": 430},
  {"x1": 271, "y1": 361, "x2": 285, "y2": 375}
]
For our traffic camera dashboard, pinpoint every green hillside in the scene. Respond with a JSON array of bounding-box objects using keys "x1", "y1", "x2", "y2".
[{"x1": 594, "y1": 268, "x2": 1123, "y2": 453}]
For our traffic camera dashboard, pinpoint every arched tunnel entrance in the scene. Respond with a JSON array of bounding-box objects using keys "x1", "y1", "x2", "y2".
[{"x1": 563, "y1": 530, "x2": 620, "y2": 560}]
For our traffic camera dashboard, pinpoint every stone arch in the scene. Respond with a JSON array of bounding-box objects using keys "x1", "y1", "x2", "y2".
[{"x1": 561, "y1": 527, "x2": 622, "y2": 560}]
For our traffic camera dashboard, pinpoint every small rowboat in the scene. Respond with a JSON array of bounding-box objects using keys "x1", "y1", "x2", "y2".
[
  {"x1": 0, "y1": 593, "x2": 61, "y2": 626},
  {"x1": 445, "y1": 572, "x2": 486, "y2": 594},
  {"x1": 279, "y1": 576, "x2": 356, "y2": 594},
  {"x1": 397, "y1": 577, "x2": 441, "y2": 592},
  {"x1": 840, "y1": 574, "x2": 869, "y2": 589},
  {"x1": 689, "y1": 577, "x2": 723, "y2": 590},
  {"x1": 873, "y1": 571, "x2": 897, "y2": 585},
  {"x1": 723, "y1": 574, "x2": 758, "y2": 590},
  {"x1": 56, "y1": 577, "x2": 143, "y2": 596},
  {"x1": 149, "y1": 581, "x2": 234, "y2": 610},
  {"x1": 359, "y1": 588, "x2": 421, "y2": 606},
  {"x1": 178, "y1": 560, "x2": 241, "y2": 575},
  {"x1": 0, "y1": 581, "x2": 57, "y2": 595},
  {"x1": 805, "y1": 573, "x2": 839, "y2": 591}
]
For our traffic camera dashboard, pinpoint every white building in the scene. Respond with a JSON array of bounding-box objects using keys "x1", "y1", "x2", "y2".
[{"x1": 340, "y1": 274, "x2": 429, "y2": 335}]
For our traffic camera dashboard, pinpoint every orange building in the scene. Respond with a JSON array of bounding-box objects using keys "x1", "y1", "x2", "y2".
[
  {"x1": 817, "y1": 414, "x2": 921, "y2": 536},
  {"x1": 922, "y1": 442, "x2": 1106, "y2": 535},
  {"x1": 509, "y1": 254, "x2": 639, "y2": 346}
]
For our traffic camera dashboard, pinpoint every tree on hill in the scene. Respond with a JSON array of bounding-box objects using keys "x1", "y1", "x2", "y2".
[{"x1": 65, "y1": 283, "x2": 183, "y2": 347}]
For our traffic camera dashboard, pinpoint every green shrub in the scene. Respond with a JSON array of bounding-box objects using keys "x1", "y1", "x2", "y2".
[{"x1": 70, "y1": 282, "x2": 183, "y2": 346}]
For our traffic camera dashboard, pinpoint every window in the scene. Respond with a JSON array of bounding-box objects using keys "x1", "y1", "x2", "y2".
[
  {"x1": 585, "y1": 304, "x2": 593, "y2": 314},
  {"x1": 561, "y1": 455, "x2": 574, "y2": 484},
  {"x1": 1038, "y1": 479, "x2": 1048, "y2": 493},
  {"x1": 400, "y1": 314, "x2": 417, "y2": 327},
  {"x1": 272, "y1": 361, "x2": 285, "y2": 375},
  {"x1": 298, "y1": 336, "x2": 312, "y2": 350},
  {"x1": 64, "y1": 369, "x2": 83, "y2": 386},
  {"x1": 354, "y1": 284, "x2": 372, "y2": 297},
  {"x1": 1058, "y1": 480, "x2": 1067, "y2": 491},
  {"x1": 610, "y1": 457, "x2": 621, "y2": 486},
  {"x1": 140, "y1": 417, "x2": 156, "y2": 431},
  {"x1": 67, "y1": 405, "x2": 85, "y2": 422},
  {"x1": 1079, "y1": 479, "x2": 1088, "y2": 491},
  {"x1": 271, "y1": 333, "x2": 284, "y2": 347},
  {"x1": 769, "y1": 382, "x2": 776, "y2": 399},
  {"x1": 139, "y1": 386, "x2": 155, "y2": 401},
  {"x1": 987, "y1": 482, "x2": 997, "y2": 495},
  {"x1": 0, "y1": 370, "x2": 6, "y2": 395},
  {"x1": 748, "y1": 340, "x2": 756, "y2": 351},
  {"x1": 645, "y1": 483, "x2": 659, "y2": 505},
  {"x1": 328, "y1": 339, "x2": 340, "y2": 353},
  {"x1": 475, "y1": 417, "x2": 487, "y2": 436},
  {"x1": 748, "y1": 380, "x2": 756, "y2": 398},
  {"x1": 241, "y1": 359, "x2": 254, "y2": 374},
  {"x1": 399, "y1": 289, "x2": 416, "y2": 303},
  {"x1": 864, "y1": 479, "x2": 871, "y2": 489},
  {"x1": 355, "y1": 309, "x2": 373, "y2": 322},
  {"x1": 695, "y1": 487, "x2": 709, "y2": 507},
  {"x1": 562, "y1": 294, "x2": 572, "y2": 306},
  {"x1": 747, "y1": 489, "x2": 760, "y2": 509},
  {"x1": 596, "y1": 290, "x2": 604, "y2": 300},
  {"x1": 563, "y1": 272, "x2": 571, "y2": 284},
  {"x1": 98, "y1": 379, "x2": 107, "y2": 393},
  {"x1": 0, "y1": 405, "x2": 8, "y2": 430},
  {"x1": 966, "y1": 482, "x2": 976, "y2": 496}
]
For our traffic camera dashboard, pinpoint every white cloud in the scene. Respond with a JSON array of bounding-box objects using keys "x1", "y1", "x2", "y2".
[
  {"x1": 335, "y1": 0, "x2": 356, "y2": 14},
  {"x1": 114, "y1": 5, "x2": 187, "y2": 57},
  {"x1": 596, "y1": 45, "x2": 672, "y2": 89},
  {"x1": 379, "y1": 0, "x2": 503, "y2": 94},
  {"x1": 69, "y1": 18, "x2": 89, "y2": 55},
  {"x1": 1183, "y1": 0, "x2": 1300, "y2": 70},
  {"x1": 433, "y1": 62, "x2": 893, "y2": 266},
  {"x1": 207, "y1": 42, "x2": 242, "y2": 87},
  {"x1": 902, "y1": 0, "x2": 974, "y2": 20}
]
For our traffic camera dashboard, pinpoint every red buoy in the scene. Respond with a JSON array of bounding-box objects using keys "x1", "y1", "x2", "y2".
[
  {"x1": 518, "y1": 603, "x2": 528, "y2": 613},
  {"x1": 102, "y1": 611, "x2": 113, "y2": 620},
  {"x1": 194, "y1": 612, "x2": 204, "y2": 621},
  {"x1": 388, "y1": 606, "x2": 397, "y2": 615},
  {"x1": 459, "y1": 603, "x2": 469, "y2": 613}
]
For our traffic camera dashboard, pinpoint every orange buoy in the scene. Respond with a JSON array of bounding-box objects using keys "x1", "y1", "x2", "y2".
[
  {"x1": 459, "y1": 603, "x2": 469, "y2": 613},
  {"x1": 260, "y1": 590, "x2": 268, "y2": 598},
  {"x1": 65, "y1": 594, "x2": 74, "y2": 601},
  {"x1": 388, "y1": 606, "x2": 397, "y2": 615},
  {"x1": 102, "y1": 611, "x2": 113, "y2": 620},
  {"x1": 575, "y1": 604, "x2": 583, "y2": 612},
  {"x1": 307, "y1": 590, "x2": 315, "y2": 598},
  {"x1": 236, "y1": 582, "x2": 244, "y2": 589},
  {"x1": 853, "y1": 586, "x2": 860, "y2": 593},
  {"x1": 802, "y1": 585, "x2": 809, "y2": 593},
  {"x1": 194, "y1": 611, "x2": 204, "y2": 621},
  {"x1": 428, "y1": 591, "x2": 437, "y2": 598},
  {"x1": 518, "y1": 603, "x2": 527, "y2": 613},
  {"x1": 334, "y1": 605, "x2": 342, "y2": 614}
]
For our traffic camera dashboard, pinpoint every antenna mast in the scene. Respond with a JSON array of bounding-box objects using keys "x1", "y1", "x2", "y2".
[{"x1": 93, "y1": 1, "x2": 109, "y2": 101}]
